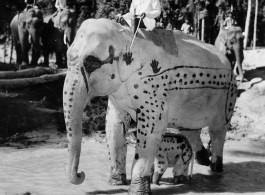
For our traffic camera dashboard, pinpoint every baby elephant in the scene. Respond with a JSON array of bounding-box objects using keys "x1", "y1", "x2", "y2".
[{"x1": 151, "y1": 133, "x2": 193, "y2": 185}]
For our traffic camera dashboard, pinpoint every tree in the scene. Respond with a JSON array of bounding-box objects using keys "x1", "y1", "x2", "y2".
[
  {"x1": 253, "y1": 0, "x2": 258, "y2": 49},
  {"x1": 244, "y1": 0, "x2": 252, "y2": 49}
]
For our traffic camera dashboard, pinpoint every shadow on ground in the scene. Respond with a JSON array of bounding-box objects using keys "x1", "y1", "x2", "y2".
[{"x1": 86, "y1": 161, "x2": 265, "y2": 195}]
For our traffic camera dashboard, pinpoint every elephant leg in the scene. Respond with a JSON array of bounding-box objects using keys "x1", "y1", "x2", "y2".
[
  {"x1": 152, "y1": 156, "x2": 168, "y2": 185},
  {"x1": 129, "y1": 108, "x2": 167, "y2": 195},
  {"x1": 14, "y1": 43, "x2": 22, "y2": 65},
  {"x1": 43, "y1": 49, "x2": 49, "y2": 67},
  {"x1": 55, "y1": 52, "x2": 63, "y2": 68},
  {"x1": 181, "y1": 130, "x2": 210, "y2": 166},
  {"x1": 208, "y1": 122, "x2": 228, "y2": 172},
  {"x1": 172, "y1": 145, "x2": 192, "y2": 184},
  {"x1": 20, "y1": 44, "x2": 30, "y2": 69},
  {"x1": 18, "y1": 28, "x2": 30, "y2": 68},
  {"x1": 31, "y1": 47, "x2": 40, "y2": 66},
  {"x1": 106, "y1": 99, "x2": 127, "y2": 186}
]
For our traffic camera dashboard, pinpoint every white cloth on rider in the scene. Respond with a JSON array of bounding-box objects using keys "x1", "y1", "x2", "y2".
[
  {"x1": 122, "y1": 0, "x2": 161, "y2": 31},
  {"x1": 55, "y1": 0, "x2": 68, "y2": 10}
]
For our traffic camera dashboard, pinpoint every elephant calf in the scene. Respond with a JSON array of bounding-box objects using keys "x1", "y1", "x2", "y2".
[{"x1": 152, "y1": 134, "x2": 193, "y2": 185}]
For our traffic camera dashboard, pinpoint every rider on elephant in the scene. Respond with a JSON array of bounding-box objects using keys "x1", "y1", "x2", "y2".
[
  {"x1": 55, "y1": 0, "x2": 69, "y2": 11},
  {"x1": 223, "y1": 11, "x2": 237, "y2": 29},
  {"x1": 117, "y1": 0, "x2": 161, "y2": 32},
  {"x1": 25, "y1": 0, "x2": 34, "y2": 9},
  {"x1": 53, "y1": 0, "x2": 72, "y2": 28}
]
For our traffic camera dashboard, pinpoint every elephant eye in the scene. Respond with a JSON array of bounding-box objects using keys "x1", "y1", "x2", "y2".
[
  {"x1": 85, "y1": 56, "x2": 102, "y2": 65},
  {"x1": 83, "y1": 55, "x2": 103, "y2": 73}
]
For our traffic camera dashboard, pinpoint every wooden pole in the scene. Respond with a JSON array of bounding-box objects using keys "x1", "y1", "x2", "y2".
[
  {"x1": 201, "y1": 19, "x2": 205, "y2": 42},
  {"x1": 253, "y1": 0, "x2": 258, "y2": 50},
  {"x1": 9, "y1": 36, "x2": 14, "y2": 64},
  {"x1": 244, "y1": 0, "x2": 252, "y2": 49}
]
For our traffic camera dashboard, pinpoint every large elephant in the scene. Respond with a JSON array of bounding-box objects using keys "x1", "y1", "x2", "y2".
[
  {"x1": 215, "y1": 26, "x2": 244, "y2": 81},
  {"x1": 63, "y1": 19, "x2": 237, "y2": 194},
  {"x1": 10, "y1": 8, "x2": 43, "y2": 69},
  {"x1": 42, "y1": 9, "x2": 76, "y2": 68}
]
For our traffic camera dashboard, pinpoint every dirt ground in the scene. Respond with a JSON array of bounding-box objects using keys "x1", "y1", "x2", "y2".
[{"x1": 0, "y1": 48, "x2": 265, "y2": 195}]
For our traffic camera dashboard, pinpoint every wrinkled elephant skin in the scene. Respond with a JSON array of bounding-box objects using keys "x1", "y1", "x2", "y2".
[
  {"x1": 63, "y1": 19, "x2": 237, "y2": 194},
  {"x1": 42, "y1": 9, "x2": 76, "y2": 68},
  {"x1": 215, "y1": 26, "x2": 244, "y2": 81},
  {"x1": 10, "y1": 8, "x2": 43, "y2": 69}
]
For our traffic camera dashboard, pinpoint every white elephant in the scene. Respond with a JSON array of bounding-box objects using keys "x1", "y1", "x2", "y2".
[
  {"x1": 151, "y1": 133, "x2": 193, "y2": 185},
  {"x1": 63, "y1": 19, "x2": 237, "y2": 195}
]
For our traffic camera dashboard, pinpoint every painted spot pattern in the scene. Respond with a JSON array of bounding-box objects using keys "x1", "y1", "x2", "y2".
[
  {"x1": 131, "y1": 62, "x2": 236, "y2": 167},
  {"x1": 141, "y1": 64, "x2": 236, "y2": 123},
  {"x1": 152, "y1": 134, "x2": 193, "y2": 184},
  {"x1": 63, "y1": 76, "x2": 79, "y2": 137}
]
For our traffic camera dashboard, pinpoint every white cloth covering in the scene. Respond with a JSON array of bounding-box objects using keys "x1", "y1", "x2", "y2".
[{"x1": 123, "y1": 0, "x2": 161, "y2": 31}]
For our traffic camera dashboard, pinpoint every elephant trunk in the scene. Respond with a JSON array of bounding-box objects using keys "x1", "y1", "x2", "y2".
[
  {"x1": 63, "y1": 71, "x2": 87, "y2": 185},
  {"x1": 233, "y1": 42, "x2": 244, "y2": 77}
]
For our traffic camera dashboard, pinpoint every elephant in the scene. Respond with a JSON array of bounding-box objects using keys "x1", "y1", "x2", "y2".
[
  {"x1": 215, "y1": 26, "x2": 245, "y2": 82},
  {"x1": 10, "y1": 7, "x2": 43, "y2": 69},
  {"x1": 42, "y1": 9, "x2": 76, "y2": 68},
  {"x1": 63, "y1": 19, "x2": 237, "y2": 194},
  {"x1": 152, "y1": 133, "x2": 193, "y2": 185}
]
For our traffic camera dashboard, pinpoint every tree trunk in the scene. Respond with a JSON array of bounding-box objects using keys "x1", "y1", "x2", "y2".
[
  {"x1": 0, "y1": 71, "x2": 66, "y2": 89},
  {"x1": 201, "y1": 19, "x2": 205, "y2": 42},
  {"x1": 244, "y1": 0, "x2": 252, "y2": 49},
  {"x1": 253, "y1": 0, "x2": 258, "y2": 50},
  {"x1": 0, "y1": 67, "x2": 62, "y2": 79},
  {"x1": 9, "y1": 36, "x2": 14, "y2": 64}
]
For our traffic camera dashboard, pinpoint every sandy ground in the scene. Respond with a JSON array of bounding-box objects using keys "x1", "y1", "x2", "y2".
[
  {"x1": 0, "y1": 137, "x2": 265, "y2": 195},
  {"x1": 0, "y1": 44, "x2": 265, "y2": 194}
]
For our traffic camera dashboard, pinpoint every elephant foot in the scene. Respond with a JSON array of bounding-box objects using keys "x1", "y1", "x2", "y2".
[
  {"x1": 109, "y1": 173, "x2": 127, "y2": 186},
  {"x1": 196, "y1": 146, "x2": 211, "y2": 166},
  {"x1": 210, "y1": 156, "x2": 223, "y2": 172},
  {"x1": 151, "y1": 172, "x2": 162, "y2": 185},
  {"x1": 173, "y1": 175, "x2": 188, "y2": 184},
  {"x1": 128, "y1": 176, "x2": 151, "y2": 195}
]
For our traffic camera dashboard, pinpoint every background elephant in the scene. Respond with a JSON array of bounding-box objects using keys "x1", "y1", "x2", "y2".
[
  {"x1": 215, "y1": 26, "x2": 245, "y2": 81},
  {"x1": 10, "y1": 8, "x2": 43, "y2": 69},
  {"x1": 42, "y1": 9, "x2": 76, "y2": 68},
  {"x1": 63, "y1": 19, "x2": 237, "y2": 194}
]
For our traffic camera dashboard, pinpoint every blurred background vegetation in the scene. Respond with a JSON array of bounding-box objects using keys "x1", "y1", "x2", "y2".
[
  {"x1": 0, "y1": 0, "x2": 265, "y2": 46},
  {"x1": 0, "y1": 0, "x2": 265, "y2": 136}
]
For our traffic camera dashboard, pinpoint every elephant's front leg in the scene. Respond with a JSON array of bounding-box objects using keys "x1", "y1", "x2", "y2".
[
  {"x1": 129, "y1": 108, "x2": 167, "y2": 195},
  {"x1": 106, "y1": 99, "x2": 127, "y2": 185}
]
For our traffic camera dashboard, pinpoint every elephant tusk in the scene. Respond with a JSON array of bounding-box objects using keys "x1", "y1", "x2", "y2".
[
  {"x1": 28, "y1": 35, "x2": 32, "y2": 44},
  {"x1": 233, "y1": 62, "x2": 239, "y2": 76},
  {"x1": 64, "y1": 33, "x2": 67, "y2": 45}
]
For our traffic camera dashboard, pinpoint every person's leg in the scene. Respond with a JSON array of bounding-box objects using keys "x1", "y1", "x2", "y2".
[{"x1": 134, "y1": 18, "x2": 146, "y2": 33}]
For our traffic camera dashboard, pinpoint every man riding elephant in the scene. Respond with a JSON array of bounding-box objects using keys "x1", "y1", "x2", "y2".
[
  {"x1": 42, "y1": 0, "x2": 76, "y2": 68},
  {"x1": 10, "y1": 0, "x2": 43, "y2": 69},
  {"x1": 117, "y1": 0, "x2": 161, "y2": 32}
]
